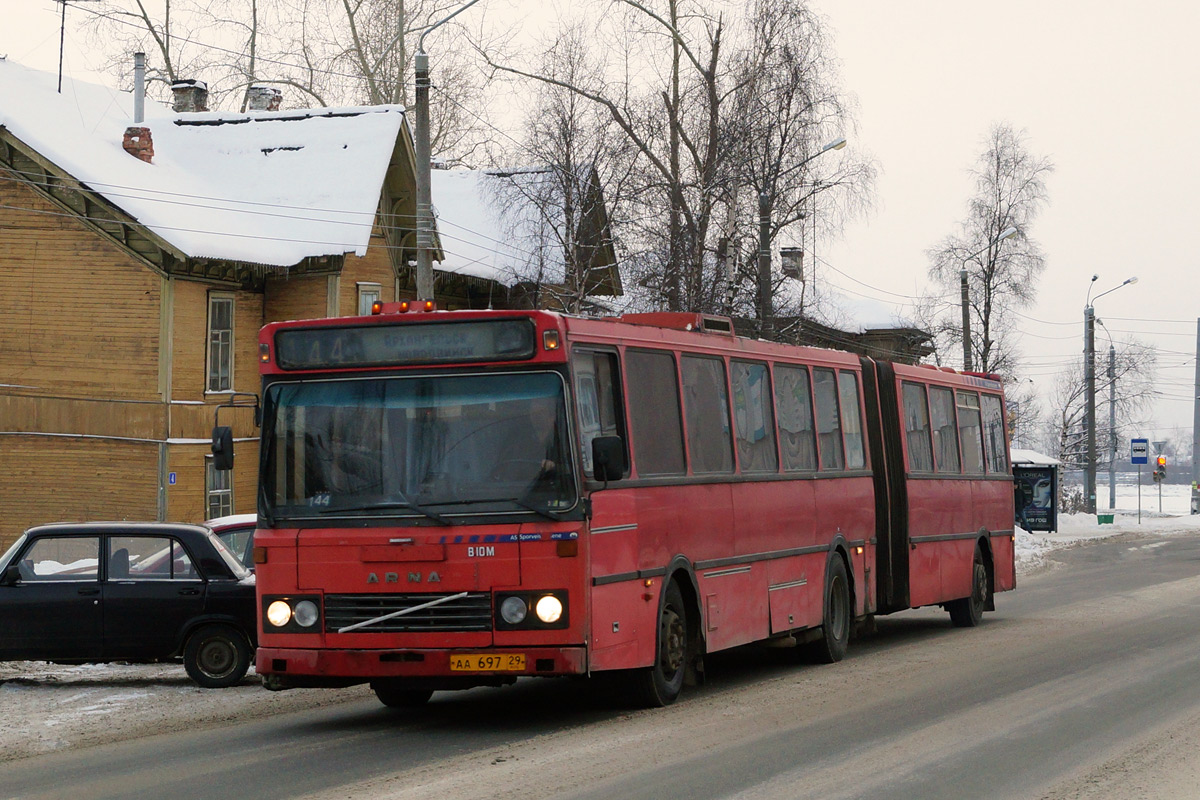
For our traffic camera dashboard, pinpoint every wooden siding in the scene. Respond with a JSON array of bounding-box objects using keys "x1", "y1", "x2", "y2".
[
  {"x1": 339, "y1": 232, "x2": 398, "y2": 316},
  {"x1": 170, "y1": 281, "x2": 264, "y2": 403},
  {"x1": 264, "y1": 273, "x2": 329, "y2": 325},
  {"x1": 0, "y1": 394, "x2": 163, "y2": 439},
  {"x1": 0, "y1": 174, "x2": 162, "y2": 400},
  {"x1": 0, "y1": 436, "x2": 159, "y2": 549}
]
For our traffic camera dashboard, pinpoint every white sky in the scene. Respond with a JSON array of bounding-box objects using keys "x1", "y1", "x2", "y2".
[{"x1": 3, "y1": 0, "x2": 1197, "y2": 440}]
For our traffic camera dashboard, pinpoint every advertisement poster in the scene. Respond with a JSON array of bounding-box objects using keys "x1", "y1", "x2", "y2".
[{"x1": 1014, "y1": 465, "x2": 1057, "y2": 532}]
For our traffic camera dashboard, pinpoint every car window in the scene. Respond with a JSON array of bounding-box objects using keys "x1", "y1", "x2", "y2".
[
  {"x1": 207, "y1": 532, "x2": 251, "y2": 578},
  {"x1": 110, "y1": 536, "x2": 198, "y2": 580},
  {"x1": 19, "y1": 537, "x2": 100, "y2": 581},
  {"x1": 216, "y1": 527, "x2": 255, "y2": 568}
]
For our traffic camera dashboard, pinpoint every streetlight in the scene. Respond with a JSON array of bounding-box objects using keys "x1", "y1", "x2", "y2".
[
  {"x1": 758, "y1": 136, "x2": 846, "y2": 340},
  {"x1": 414, "y1": 0, "x2": 486, "y2": 301},
  {"x1": 1084, "y1": 275, "x2": 1137, "y2": 514},
  {"x1": 959, "y1": 226, "x2": 1018, "y2": 371}
]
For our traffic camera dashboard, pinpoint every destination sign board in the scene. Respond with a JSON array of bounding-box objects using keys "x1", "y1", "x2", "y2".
[{"x1": 275, "y1": 319, "x2": 537, "y2": 370}]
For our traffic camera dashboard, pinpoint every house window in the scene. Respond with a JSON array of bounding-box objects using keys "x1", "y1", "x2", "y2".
[
  {"x1": 206, "y1": 458, "x2": 233, "y2": 519},
  {"x1": 357, "y1": 284, "x2": 381, "y2": 316},
  {"x1": 207, "y1": 295, "x2": 234, "y2": 392}
]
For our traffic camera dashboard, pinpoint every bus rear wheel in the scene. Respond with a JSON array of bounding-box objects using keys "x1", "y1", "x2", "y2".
[
  {"x1": 949, "y1": 544, "x2": 989, "y2": 628},
  {"x1": 807, "y1": 556, "x2": 851, "y2": 664},
  {"x1": 627, "y1": 580, "x2": 688, "y2": 707},
  {"x1": 371, "y1": 681, "x2": 434, "y2": 708}
]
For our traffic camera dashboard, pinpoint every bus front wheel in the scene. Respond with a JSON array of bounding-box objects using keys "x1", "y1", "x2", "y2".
[
  {"x1": 372, "y1": 681, "x2": 434, "y2": 708},
  {"x1": 627, "y1": 580, "x2": 688, "y2": 707}
]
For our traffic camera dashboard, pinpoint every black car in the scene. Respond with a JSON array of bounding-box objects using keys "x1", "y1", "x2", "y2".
[{"x1": 0, "y1": 522, "x2": 257, "y2": 688}]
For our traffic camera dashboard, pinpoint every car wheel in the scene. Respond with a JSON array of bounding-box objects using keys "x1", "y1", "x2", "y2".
[{"x1": 184, "y1": 624, "x2": 252, "y2": 688}]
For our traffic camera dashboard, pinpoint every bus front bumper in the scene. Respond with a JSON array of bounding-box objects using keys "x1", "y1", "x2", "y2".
[{"x1": 256, "y1": 646, "x2": 588, "y2": 688}]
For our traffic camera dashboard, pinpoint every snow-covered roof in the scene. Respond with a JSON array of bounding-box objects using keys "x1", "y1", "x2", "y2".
[
  {"x1": 1011, "y1": 448, "x2": 1061, "y2": 466},
  {"x1": 432, "y1": 167, "x2": 577, "y2": 285},
  {"x1": 0, "y1": 59, "x2": 405, "y2": 267}
]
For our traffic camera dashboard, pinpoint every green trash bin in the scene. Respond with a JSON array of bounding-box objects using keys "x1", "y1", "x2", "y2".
[{"x1": 1097, "y1": 513, "x2": 1114, "y2": 525}]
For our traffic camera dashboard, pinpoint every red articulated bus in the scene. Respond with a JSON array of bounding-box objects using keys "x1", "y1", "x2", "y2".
[{"x1": 242, "y1": 305, "x2": 1014, "y2": 708}]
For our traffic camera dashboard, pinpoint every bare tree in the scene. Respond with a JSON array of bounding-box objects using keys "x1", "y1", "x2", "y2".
[
  {"x1": 726, "y1": 0, "x2": 875, "y2": 334},
  {"x1": 489, "y1": 25, "x2": 635, "y2": 312},
  {"x1": 482, "y1": 0, "x2": 867, "y2": 321},
  {"x1": 927, "y1": 124, "x2": 1054, "y2": 374}
]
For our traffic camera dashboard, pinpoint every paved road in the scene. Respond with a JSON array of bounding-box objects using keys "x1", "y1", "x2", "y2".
[{"x1": 3, "y1": 531, "x2": 1200, "y2": 800}]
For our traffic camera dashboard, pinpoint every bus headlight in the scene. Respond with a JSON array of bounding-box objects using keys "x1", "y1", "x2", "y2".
[
  {"x1": 535, "y1": 594, "x2": 563, "y2": 624},
  {"x1": 500, "y1": 596, "x2": 528, "y2": 625},
  {"x1": 494, "y1": 591, "x2": 568, "y2": 629},
  {"x1": 266, "y1": 600, "x2": 292, "y2": 627},
  {"x1": 262, "y1": 595, "x2": 322, "y2": 632},
  {"x1": 293, "y1": 600, "x2": 319, "y2": 627}
]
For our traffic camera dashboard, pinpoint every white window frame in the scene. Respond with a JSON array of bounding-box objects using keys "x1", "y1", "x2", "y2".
[
  {"x1": 207, "y1": 294, "x2": 235, "y2": 393},
  {"x1": 206, "y1": 456, "x2": 233, "y2": 518},
  {"x1": 357, "y1": 282, "x2": 382, "y2": 316}
]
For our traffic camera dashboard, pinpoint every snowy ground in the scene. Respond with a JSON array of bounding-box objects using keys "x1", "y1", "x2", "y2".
[{"x1": 2, "y1": 487, "x2": 1199, "y2": 764}]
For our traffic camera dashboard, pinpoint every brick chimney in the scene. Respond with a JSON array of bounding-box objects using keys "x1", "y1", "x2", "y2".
[
  {"x1": 122, "y1": 127, "x2": 154, "y2": 163},
  {"x1": 245, "y1": 84, "x2": 282, "y2": 112},
  {"x1": 171, "y1": 79, "x2": 209, "y2": 113}
]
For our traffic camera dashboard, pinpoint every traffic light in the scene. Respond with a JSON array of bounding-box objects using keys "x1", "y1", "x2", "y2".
[{"x1": 1153, "y1": 455, "x2": 1167, "y2": 483}]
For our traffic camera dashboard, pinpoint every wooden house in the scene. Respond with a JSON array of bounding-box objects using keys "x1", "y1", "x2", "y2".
[{"x1": 1, "y1": 63, "x2": 587, "y2": 547}]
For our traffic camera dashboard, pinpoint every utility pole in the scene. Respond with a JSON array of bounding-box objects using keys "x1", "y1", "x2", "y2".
[
  {"x1": 757, "y1": 191, "x2": 772, "y2": 340},
  {"x1": 413, "y1": 0, "x2": 484, "y2": 302},
  {"x1": 960, "y1": 268, "x2": 973, "y2": 371},
  {"x1": 1084, "y1": 304, "x2": 1096, "y2": 514},
  {"x1": 1108, "y1": 343, "x2": 1116, "y2": 511},
  {"x1": 1192, "y1": 318, "x2": 1199, "y2": 514}
]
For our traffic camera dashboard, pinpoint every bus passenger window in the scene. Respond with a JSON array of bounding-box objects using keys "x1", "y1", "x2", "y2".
[
  {"x1": 812, "y1": 368, "x2": 844, "y2": 470},
  {"x1": 681, "y1": 356, "x2": 734, "y2": 474},
  {"x1": 929, "y1": 386, "x2": 960, "y2": 473},
  {"x1": 838, "y1": 372, "x2": 865, "y2": 470},
  {"x1": 625, "y1": 350, "x2": 686, "y2": 476},
  {"x1": 572, "y1": 351, "x2": 625, "y2": 477},
  {"x1": 956, "y1": 391, "x2": 985, "y2": 474},
  {"x1": 981, "y1": 394, "x2": 1008, "y2": 473},
  {"x1": 902, "y1": 382, "x2": 934, "y2": 472},
  {"x1": 731, "y1": 361, "x2": 777, "y2": 473},
  {"x1": 775, "y1": 365, "x2": 817, "y2": 471}
]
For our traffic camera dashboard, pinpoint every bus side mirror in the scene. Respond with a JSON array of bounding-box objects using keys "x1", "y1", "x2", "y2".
[
  {"x1": 212, "y1": 426, "x2": 234, "y2": 471},
  {"x1": 592, "y1": 436, "x2": 626, "y2": 483}
]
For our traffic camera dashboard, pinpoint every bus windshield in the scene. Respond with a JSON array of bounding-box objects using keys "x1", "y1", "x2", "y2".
[{"x1": 260, "y1": 371, "x2": 577, "y2": 522}]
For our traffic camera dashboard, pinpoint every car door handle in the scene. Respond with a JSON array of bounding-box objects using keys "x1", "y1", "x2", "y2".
[
  {"x1": 78, "y1": 587, "x2": 100, "y2": 596},
  {"x1": 178, "y1": 588, "x2": 201, "y2": 596}
]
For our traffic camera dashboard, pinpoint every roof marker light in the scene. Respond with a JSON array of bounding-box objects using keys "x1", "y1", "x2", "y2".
[
  {"x1": 423, "y1": 300, "x2": 436, "y2": 312},
  {"x1": 259, "y1": 343, "x2": 271, "y2": 363},
  {"x1": 543, "y1": 330, "x2": 560, "y2": 351},
  {"x1": 371, "y1": 301, "x2": 383, "y2": 315},
  {"x1": 399, "y1": 301, "x2": 411, "y2": 313}
]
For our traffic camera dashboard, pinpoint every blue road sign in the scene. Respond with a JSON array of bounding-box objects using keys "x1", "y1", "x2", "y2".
[{"x1": 1131, "y1": 438, "x2": 1149, "y2": 465}]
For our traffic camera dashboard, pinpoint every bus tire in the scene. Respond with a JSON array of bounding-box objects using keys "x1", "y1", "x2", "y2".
[
  {"x1": 628, "y1": 580, "x2": 688, "y2": 707},
  {"x1": 948, "y1": 544, "x2": 988, "y2": 628},
  {"x1": 372, "y1": 681, "x2": 434, "y2": 708},
  {"x1": 807, "y1": 555, "x2": 851, "y2": 664},
  {"x1": 183, "y1": 624, "x2": 251, "y2": 688}
]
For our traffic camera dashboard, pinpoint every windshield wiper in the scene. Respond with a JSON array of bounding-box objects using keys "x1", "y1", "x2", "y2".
[
  {"x1": 316, "y1": 500, "x2": 454, "y2": 526},
  {"x1": 427, "y1": 497, "x2": 566, "y2": 521}
]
